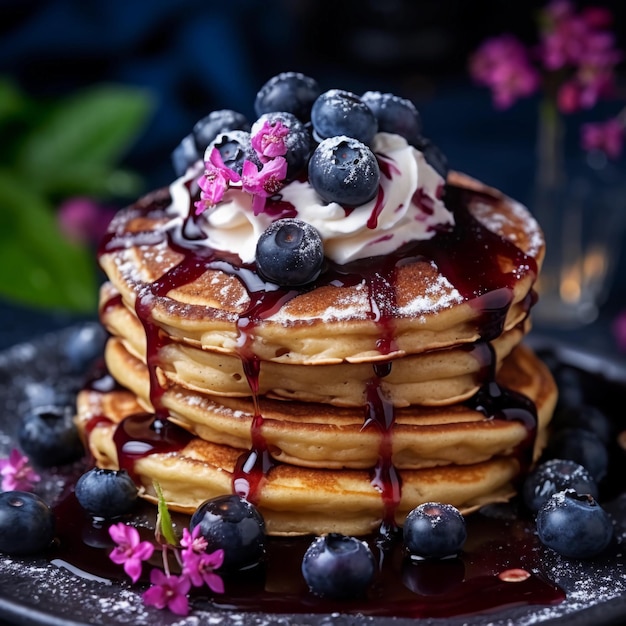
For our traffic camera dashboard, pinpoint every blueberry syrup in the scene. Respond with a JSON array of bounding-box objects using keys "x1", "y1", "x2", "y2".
[{"x1": 86, "y1": 179, "x2": 555, "y2": 617}]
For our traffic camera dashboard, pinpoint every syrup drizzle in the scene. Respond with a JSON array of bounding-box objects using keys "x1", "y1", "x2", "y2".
[{"x1": 98, "y1": 180, "x2": 539, "y2": 531}]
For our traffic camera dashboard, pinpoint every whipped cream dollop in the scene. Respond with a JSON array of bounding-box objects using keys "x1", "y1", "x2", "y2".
[{"x1": 169, "y1": 132, "x2": 454, "y2": 265}]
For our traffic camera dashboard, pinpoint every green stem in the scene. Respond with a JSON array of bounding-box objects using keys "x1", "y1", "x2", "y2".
[{"x1": 536, "y1": 96, "x2": 565, "y2": 189}]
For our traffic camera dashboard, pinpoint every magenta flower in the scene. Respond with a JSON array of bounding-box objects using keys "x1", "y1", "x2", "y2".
[
  {"x1": 612, "y1": 309, "x2": 626, "y2": 352},
  {"x1": 251, "y1": 119, "x2": 289, "y2": 160},
  {"x1": 109, "y1": 522, "x2": 155, "y2": 583},
  {"x1": 470, "y1": 0, "x2": 623, "y2": 119},
  {"x1": 0, "y1": 448, "x2": 40, "y2": 492},
  {"x1": 179, "y1": 526, "x2": 224, "y2": 593},
  {"x1": 179, "y1": 525, "x2": 208, "y2": 555},
  {"x1": 195, "y1": 148, "x2": 241, "y2": 215},
  {"x1": 142, "y1": 569, "x2": 191, "y2": 616},
  {"x1": 581, "y1": 117, "x2": 624, "y2": 159},
  {"x1": 468, "y1": 35, "x2": 540, "y2": 109},
  {"x1": 182, "y1": 549, "x2": 225, "y2": 593},
  {"x1": 241, "y1": 157, "x2": 288, "y2": 215},
  {"x1": 58, "y1": 197, "x2": 117, "y2": 245}
]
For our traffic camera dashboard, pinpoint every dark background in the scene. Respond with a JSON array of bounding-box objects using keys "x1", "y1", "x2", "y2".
[{"x1": 0, "y1": 0, "x2": 625, "y2": 351}]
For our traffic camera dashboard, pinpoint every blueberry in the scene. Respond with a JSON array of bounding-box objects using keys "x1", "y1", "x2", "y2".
[
  {"x1": 311, "y1": 89, "x2": 378, "y2": 145},
  {"x1": 75, "y1": 468, "x2": 138, "y2": 518},
  {"x1": 254, "y1": 71, "x2": 321, "y2": 122},
  {"x1": 523, "y1": 458, "x2": 598, "y2": 513},
  {"x1": 544, "y1": 427, "x2": 609, "y2": 483},
  {"x1": 301, "y1": 533, "x2": 376, "y2": 599},
  {"x1": 0, "y1": 491, "x2": 55, "y2": 555},
  {"x1": 536, "y1": 490, "x2": 613, "y2": 558},
  {"x1": 251, "y1": 112, "x2": 312, "y2": 180},
  {"x1": 552, "y1": 365, "x2": 585, "y2": 409},
  {"x1": 193, "y1": 109, "x2": 250, "y2": 154},
  {"x1": 206, "y1": 129, "x2": 260, "y2": 176},
  {"x1": 62, "y1": 324, "x2": 107, "y2": 375},
  {"x1": 403, "y1": 502, "x2": 467, "y2": 559},
  {"x1": 171, "y1": 133, "x2": 200, "y2": 177},
  {"x1": 256, "y1": 218, "x2": 324, "y2": 287},
  {"x1": 308, "y1": 136, "x2": 380, "y2": 206},
  {"x1": 361, "y1": 91, "x2": 422, "y2": 143},
  {"x1": 551, "y1": 404, "x2": 612, "y2": 446},
  {"x1": 18, "y1": 404, "x2": 84, "y2": 467},
  {"x1": 412, "y1": 136, "x2": 449, "y2": 179},
  {"x1": 189, "y1": 494, "x2": 266, "y2": 571}
]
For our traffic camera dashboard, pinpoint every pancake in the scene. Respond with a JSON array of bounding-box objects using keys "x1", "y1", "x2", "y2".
[
  {"x1": 75, "y1": 343, "x2": 556, "y2": 535},
  {"x1": 101, "y1": 281, "x2": 531, "y2": 407},
  {"x1": 84, "y1": 90, "x2": 553, "y2": 540},
  {"x1": 99, "y1": 340, "x2": 555, "y2": 470},
  {"x1": 97, "y1": 171, "x2": 544, "y2": 366}
]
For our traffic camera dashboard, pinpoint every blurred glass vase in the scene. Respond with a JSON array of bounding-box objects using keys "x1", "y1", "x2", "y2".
[{"x1": 531, "y1": 103, "x2": 626, "y2": 327}]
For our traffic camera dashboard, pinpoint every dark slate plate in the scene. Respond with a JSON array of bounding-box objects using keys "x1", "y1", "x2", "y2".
[{"x1": 2, "y1": 324, "x2": 626, "y2": 626}]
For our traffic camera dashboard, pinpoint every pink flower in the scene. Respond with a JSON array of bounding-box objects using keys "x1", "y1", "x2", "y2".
[
  {"x1": 195, "y1": 148, "x2": 241, "y2": 215},
  {"x1": 468, "y1": 35, "x2": 540, "y2": 109},
  {"x1": 58, "y1": 197, "x2": 117, "y2": 245},
  {"x1": 182, "y1": 549, "x2": 225, "y2": 593},
  {"x1": 241, "y1": 157, "x2": 288, "y2": 215},
  {"x1": 581, "y1": 117, "x2": 624, "y2": 159},
  {"x1": 251, "y1": 119, "x2": 289, "y2": 160},
  {"x1": 109, "y1": 522, "x2": 155, "y2": 583},
  {"x1": 179, "y1": 526, "x2": 224, "y2": 593},
  {"x1": 142, "y1": 569, "x2": 191, "y2": 616},
  {"x1": 0, "y1": 449, "x2": 40, "y2": 492},
  {"x1": 179, "y1": 525, "x2": 208, "y2": 555},
  {"x1": 612, "y1": 309, "x2": 626, "y2": 352}
]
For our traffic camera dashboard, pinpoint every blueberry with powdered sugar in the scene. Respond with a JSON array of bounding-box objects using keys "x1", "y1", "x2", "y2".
[
  {"x1": 311, "y1": 89, "x2": 378, "y2": 145},
  {"x1": 206, "y1": 129, "x2": 260, "y2": 176},
  {"x1": 361, "y1": 91, "x2": 422, "y2": 144},
  {"x1": 536, "y1": 490, "x2": 613, "y2": 559},
  {"x1": 523, "y1": 458, "x2": 598, "y2": 513},
  {"x1": 256, "y1": 218, "x2": 324, "y2": 286},
  {"x1": 308, "y1": 135, "x2": 380, "y2": 206},
  {"x1": 254, "y1": 71, "x2": 321, "y2": 122}
]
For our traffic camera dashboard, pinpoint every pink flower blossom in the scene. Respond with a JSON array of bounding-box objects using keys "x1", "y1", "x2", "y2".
[
  {"x1": 109, "y1": 522, "x2": 155, "y2": 583},
  {"x1": 468, "y1": 35, "x2": 540, "y2": 109},
  {"x1": 182, "y1": 549, "x2": 225, "y2": 592},
  {"x1": 58, "y1": 197, "x2": 117, "y2": 245},
  {"x1": 251, "y1": 119, "x2": 289, "y2": 160},
  {"x1": 241, "y1": 157, "x2": 288, "y2": 215},
  {"x1": 0, "y1": 449, "x2": 40, "y2": 492},
  {"x1": 195, "y1": 148, "x2": 241, "y2": 215},
  {"x1": 179, "y1": 526, "x2": 224, "y2": 593},
  {"x1": 581, "y1": 117, "x2": 624, "y2": 159},
  {"x1": 142, "y1": 569, "x2": 191, "y2": 616},
  {"x1": 180, "y1": 525, "x2": 208, "y2": 555},
  {"x1": 612, "y1": 310, "x2": 626, "y2": 352}
]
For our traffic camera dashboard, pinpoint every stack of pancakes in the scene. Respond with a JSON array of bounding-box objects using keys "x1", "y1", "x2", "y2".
[{"x1": 75, "y1": 171, "x2": 557, "y2": 536}]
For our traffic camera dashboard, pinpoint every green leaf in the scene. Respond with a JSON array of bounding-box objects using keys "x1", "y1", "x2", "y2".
[
  {"x1": 17, "y1": 84, "x2": 154, "y2": 194},
  {"x1": 0, "y1": 77, "x2": 26, "y2": 123},
  {"x1": 153, "y1": 481, "x2": 178, "y2": 546},
  {"x1": 0, "y1": 169, "x2": 98, "y2": 312}
]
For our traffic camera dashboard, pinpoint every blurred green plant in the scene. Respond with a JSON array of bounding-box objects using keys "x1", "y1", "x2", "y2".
[{"x1": 0, "y1": 77, "x2": 154, "y2": 313}]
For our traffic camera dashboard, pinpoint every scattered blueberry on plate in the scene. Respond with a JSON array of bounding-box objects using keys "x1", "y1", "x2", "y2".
[
  {"x1": 189, "y1": 494, "x2": 267, "y2": 572},
  {"x1": 75, "y1": 468, "x2": 139, "y2": 519},
  {"x1": 18, "y1": 404, "x2": 84, "y2": 468},
  {"x1": 403, "y1": 502, "x2": 467, "y2": 559},
  {"x1": 301, "y1": 533, "x2": 376, "y2": 599},
  {"x1": 0, "y1": 491, "x2": 56, "y2": 555},
  {"x1": 536, "y1": 490, "x2": 614, "y2": 559}
]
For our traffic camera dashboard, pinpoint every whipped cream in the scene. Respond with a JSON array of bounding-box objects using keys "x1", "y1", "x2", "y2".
[{"x1": 169, "y1": 132, "x2": 454, "y2": 265}]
